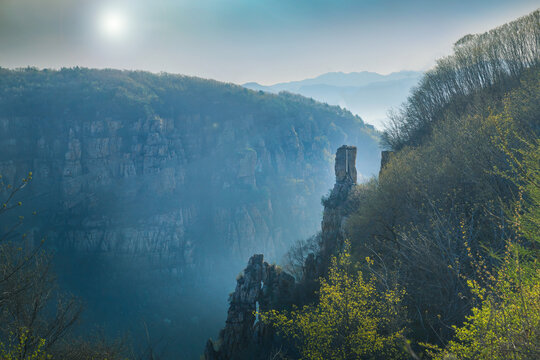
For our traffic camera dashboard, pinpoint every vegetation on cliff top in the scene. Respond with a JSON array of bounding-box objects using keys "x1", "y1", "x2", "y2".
[
  {"x1": 266, "y1": 9, "x2": 539, "y2": 360},
  {"x1": 383, "y1": 9, "x2": 539, "y2": 150},
  {"x1": 263, "y1": 242, "x2": 406, "y2": 360}
]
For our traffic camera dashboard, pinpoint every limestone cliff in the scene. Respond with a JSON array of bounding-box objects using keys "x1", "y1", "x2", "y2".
[
  {"x1": 204, "y1": 145, "x2": 360, "y2": 360},
  {"x1": 0, "y1": 68, "x2": 380, "y2": 357},
  {"x1": 318, "y1": 145, "x2": 358, "y2": 272},
  {"x1": 204, "y1": 255, "x2": 296, "y2": 360}
]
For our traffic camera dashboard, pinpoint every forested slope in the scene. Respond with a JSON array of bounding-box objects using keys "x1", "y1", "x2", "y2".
[
  {"x1": 345, "y1": 9, "x2": 539, "y2": 355},
  {"x1": 217, "y1": 9, "x2": 540, "y2": 360}
]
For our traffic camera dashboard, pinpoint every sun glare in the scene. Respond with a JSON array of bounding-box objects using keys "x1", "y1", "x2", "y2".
[{"x1": 99, "y1": 10, "x2": 127, "y2": 39}]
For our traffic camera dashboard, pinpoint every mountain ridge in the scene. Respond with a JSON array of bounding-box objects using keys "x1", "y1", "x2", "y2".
[
  {"x1": 243, "y1": 70, "x2": 423, "y2": 129},
  {"x1": 244, "y1": 70, "x2": 422, "y2": 88}
]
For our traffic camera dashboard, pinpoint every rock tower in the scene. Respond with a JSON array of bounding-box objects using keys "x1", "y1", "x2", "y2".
[
  {"x1": 334, "y1": 145, "x2": 357, "y2": 184},
  {"x1": 204, "y1": 145, "x2": 359, "y2": 360}
]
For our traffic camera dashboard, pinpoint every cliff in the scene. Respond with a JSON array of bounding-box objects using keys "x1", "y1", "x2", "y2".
[
  {"x1": 204, "y1": 145, "x2": 360, "y2": 360},
  {"x1": 0, "y1": 68, "x2": 380, "y2": 357}
]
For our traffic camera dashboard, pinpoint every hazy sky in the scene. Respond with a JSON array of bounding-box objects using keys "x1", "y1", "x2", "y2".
[{"x1": 0, "y1": 0, "x2": 538, "y2": 84}]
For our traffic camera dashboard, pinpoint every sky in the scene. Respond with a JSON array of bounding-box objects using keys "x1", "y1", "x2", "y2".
[{"x1": 0, "y1": 0, "x2": 538, "y2": 85}]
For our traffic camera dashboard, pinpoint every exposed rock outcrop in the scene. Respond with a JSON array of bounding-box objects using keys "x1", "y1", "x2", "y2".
[
  {"x1": 315, "y1": 145, "x2": 358, "y2": 278},
  {"x1": 205, "y1": 145, "x2": 359, "y2": 359},
  {"x1": 335, "y1": 145, "x2": 357, "y2": 184},
  {"x1": 379, "y1": 150, "x2": 394, "y2": 177},
  {"x1": 0, "y1": 68, "x2": 380, "y2": 357},
  {"x1": 204, "y1": 254, "x2": 295, "y2": 360}
]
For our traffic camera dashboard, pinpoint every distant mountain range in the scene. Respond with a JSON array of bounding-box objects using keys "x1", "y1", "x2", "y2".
[{"x1": 243, "y1": 71, "x2": 423, "y2": 129}]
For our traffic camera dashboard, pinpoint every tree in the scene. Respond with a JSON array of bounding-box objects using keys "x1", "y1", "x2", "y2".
[
  {"x1": 382, "y1": 9, "x2": 539, "y2": 150},
  {"x1": 429, "y1": 245, "x2": 539, "y2": 360},
  {"x1": 262, "y1": 242, "x2": 406, "y2": 360},
  {"x1": 0, "y1": 173, "x2": 82, "y2": 357},
  {"x1": 428, "y1": 116, "x2": 540, "y2": 360},
  {"x1": 0, "y1": 329, "x2": 51, "y2": 360},
  {"x1": 282, "y1": 233, "x2": 321, "y2": 281},
  {"x1": 0, "y1": 173, "x2": 167, "y2": 360}
]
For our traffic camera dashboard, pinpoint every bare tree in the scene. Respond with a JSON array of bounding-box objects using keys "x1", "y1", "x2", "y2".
[
  {"x1": 282, "y1": 233, "x2": 321, "y2": 281},
  {"x1": 383, "y1": 9, "x2": 540, "y2": 150},
  {"x1": 0, "y1": 172, "x2": 83, "y2": 356}
]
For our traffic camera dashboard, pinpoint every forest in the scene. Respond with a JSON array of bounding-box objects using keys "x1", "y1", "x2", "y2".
[
  {"x1": 257, "y1": 9, "x2": 540, "y2": 360},
  {"x1": 0, "y1": 7, "x2": 539, "y2": 360}
]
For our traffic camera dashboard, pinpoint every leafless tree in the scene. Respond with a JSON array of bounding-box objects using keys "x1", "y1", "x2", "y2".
[
  {"x1": 282, "y1": 233, "x2": 321, "y2": 280},
  {"x1": 383, "y1": 10, "x2": 540, "y2": 150},
  {"x1": 0, "y1": 172, "x2": 83, "y2": 355}
]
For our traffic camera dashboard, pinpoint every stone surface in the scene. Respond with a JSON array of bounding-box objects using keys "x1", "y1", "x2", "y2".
[
  {"x1": 335, "y1": 145, "x2": 357, "y2": 184},
  {"x1": 379, "y1": 150, "x2": 394, "y2": 177},
  {"x1": 205, "y1": 145, "x2": 359, "y2": 359},
  {"x1": 204, "y1": 254, "x2": 295, "y2": 360},
  {"x1": 0, "y1": 113, "x2": 335, "y2": 271},
  {"x1": 316, "y1": 145, "x2": 359, "y2": 278}
]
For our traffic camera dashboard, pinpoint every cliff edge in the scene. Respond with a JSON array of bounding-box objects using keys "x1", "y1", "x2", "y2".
[{"x1": 204, "y1": 145, "x2": 359, "y2": 360}]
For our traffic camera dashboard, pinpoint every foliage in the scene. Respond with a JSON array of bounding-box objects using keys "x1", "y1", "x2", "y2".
[
  {"x1": 0, "y1": 329, "x2": 51, "y2": 360},
  {"x1": 262, "y1": 242, "x2": 407, "y2": 360},
  {"x1": 383, "y1": 9, "x2": 539, "y2": 149},
  {"x1": 428, "y1": 245, "x2": 539, "y2": 360},
  {"x1": 0, "y1": 175, "x2": 132, "y2": 359},
  {"x1": 0, "y1": 175, "x2": 82, "y2": 355},
  {"x1": 492, "y1": 108, "x2": 540, "y2": 247},
  {"x1": 429, "y1": 132, "x2": 540, "y2": 359},
  {"x1": 261, "y1": 12, "x2": 538, "y2": 357},
  {"x1": 344, "y1": 64, "x2": 539, "y2": 345}
]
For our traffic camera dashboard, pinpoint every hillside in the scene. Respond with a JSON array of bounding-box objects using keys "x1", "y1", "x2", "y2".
[
  {"x1": 243, "y1": 71, "x2": 423, "y2": 129},
  {"x1": 207, "y1": 9, "x2": 540, "y2": 360},
  {"x1": 0, "y1": 68, "x2": 380, "y2": 358}
]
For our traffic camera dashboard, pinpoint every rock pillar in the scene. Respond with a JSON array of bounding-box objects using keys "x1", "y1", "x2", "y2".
[
  {"x1": 379, "y1": 150, "x2": 393, "y2": 177},
  {"x1": 335, "y1": 145, "x2": 357, "y2": 184}
]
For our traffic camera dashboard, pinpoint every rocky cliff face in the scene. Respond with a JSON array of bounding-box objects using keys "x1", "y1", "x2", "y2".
[
  {"x1": 204, "y1": 145, "x2": 360, "y2": 360},
  {"x1": 5, "y1": 114, "x2": 308, "y2": 260},
  {"x1": 318, "y1": 145, "x2": 358, "y2": 272},
  {"x1": 204, "y1": 255, "x2": 296, "y2": 360},
  {"x1": 0, "y1": 68, "x2": 380, "y2": 358}
]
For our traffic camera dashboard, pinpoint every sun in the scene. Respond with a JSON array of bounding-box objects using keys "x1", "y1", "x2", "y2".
[{"x1": 99, "y1": 9, "x2": 127, "y2": 39}]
